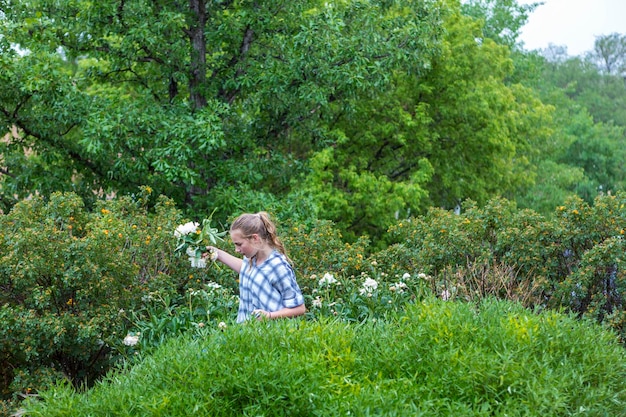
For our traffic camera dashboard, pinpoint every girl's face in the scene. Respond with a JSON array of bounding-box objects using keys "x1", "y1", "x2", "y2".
[{"x1": 230, "y1": 229, "x2": 258, "y2": 259}]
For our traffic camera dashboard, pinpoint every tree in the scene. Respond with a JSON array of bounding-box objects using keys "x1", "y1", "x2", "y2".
[
  {"x1": 300, "y1": 1, "x2": 554, "y2": 242},
  {"x1": 461, "y1": 0, "x2": 542, "y2": 48},
  {"x1": 588, "y1": 32, "x2": 626, "y2": 76},
  {"x1": 513, "y1": 47, "x2": 626, "y2": 211},
  {"x1": 0, "y1": 0, "x2": 443, "y2": 219}
]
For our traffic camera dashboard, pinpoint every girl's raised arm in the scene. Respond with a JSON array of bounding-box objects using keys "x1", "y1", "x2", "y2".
[{"x1": 207, "y1": 247, "x2": 243, "y2": 274}]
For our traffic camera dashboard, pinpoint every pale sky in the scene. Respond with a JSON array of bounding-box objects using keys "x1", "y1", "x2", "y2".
[{"x1": 518, "y1": 0, "x2": 626, "y2": 56}]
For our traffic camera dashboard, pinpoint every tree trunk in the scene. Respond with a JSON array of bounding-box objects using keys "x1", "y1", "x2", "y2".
[{"x1": 188, "y1": 0, "x2": 207, "y2": 109}]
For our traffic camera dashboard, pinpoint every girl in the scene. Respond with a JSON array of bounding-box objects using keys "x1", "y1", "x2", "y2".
[{"x1": 206, "y1": 212, "x2": 305, "y2": 322}]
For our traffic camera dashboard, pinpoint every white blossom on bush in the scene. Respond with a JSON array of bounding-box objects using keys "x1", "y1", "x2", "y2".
[
  {"x1": 312, "y1": 296, "x2": 323, "y2": 308},
  {"x1": 174, "y1": 221, "x2": 199, "y2": 238},
  {"x1": 363, "y1": 278, "x2": 378, "y2": 290},
  {"x1": 318, "y1": 272, "x2": 337, "y2": 286},
  {"x1": 390, "y1": 281, "x2": 408, "y2": 293},
  {"x1": 359, "y1": 277, "x2": 378, "y2": 295},
  {"x1": 123, "y1": 334, "x2": 139, "y2": 346}
]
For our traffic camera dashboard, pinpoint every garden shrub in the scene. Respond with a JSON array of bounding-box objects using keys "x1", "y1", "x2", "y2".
[
  {"x1": 130, "y1": 283, "x2": 239, "y2": 352},
  {"x1": 387, "y1": 198, "x2": 546, "y2": 304},
  {"x1": 4, "y1": 189, "x2": 626, "y2": 415},
  {"x1": 282, "y1": 219, "x2": 370, "y2": 281},
  {"x1": 388, "y1": 204, "x2": 485, "y2": 276},
  {"x1": 22, "y1": 298, "x2": 626, "y2": 416},
  {"x1": 303, "y1": 268, "x2": 432, "y2": 322},
  {"x1": 0, "y1": 189, "x2": 199, "y2": 408},
  {"x1": 550, "y1": 193, "x2": 626, "y2": 340},
  {"x1": 386, "y1": 192, "x2": 626, "y2": 339},
  {"x1": 552, "y1": 236, "x2": 625, "y2": 328}
]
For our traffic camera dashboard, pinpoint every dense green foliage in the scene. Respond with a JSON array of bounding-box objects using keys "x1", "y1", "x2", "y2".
[
  {"x1": 1, "y1": 191, "x2": 625, "y2": 415},
  {"x1": 0, "y1": 189, "x2": 184, "y2": 401},
  {"x1": 0, "y1": 0, "x2": 443, "y2": 235},
  {"x1": 3, "y1": 0, "x2": 623, "y2": 242},
  {"x1": 23, "y1": 300, "x2": 626, "y2": 416},
  {"x1": 2, "y1": 0, "x2": 626, "y2": 414}
]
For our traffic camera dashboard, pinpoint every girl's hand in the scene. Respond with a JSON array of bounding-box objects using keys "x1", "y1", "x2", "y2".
[
  {"x1": 252, "y1": 309, "x2": 272, "y2": 320},
  {"x1": 203, "y1": 246, "x2": 219, "y2": 261}
]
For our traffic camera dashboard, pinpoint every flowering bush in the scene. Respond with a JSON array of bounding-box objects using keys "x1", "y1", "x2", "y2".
[
  {"x1": 3, "y1": 189, "x2": 626, "y2": 415},
  {"x1": 0, "y1": 189, "x2": 197, "y2": 408},
  {"x1": 304, "y1": 268, "x2": 432, "y2": 322},
  {"x1": 128, "y1": 282, "x2": 238, "y2": 352},
  {"x1": 386, "y1": 192, "x2": 626, "y2": 340}
]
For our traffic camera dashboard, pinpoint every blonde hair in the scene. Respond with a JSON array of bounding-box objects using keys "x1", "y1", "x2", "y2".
[{"x1": 230, "y1": 212, "x2": 292, "y2": 264}]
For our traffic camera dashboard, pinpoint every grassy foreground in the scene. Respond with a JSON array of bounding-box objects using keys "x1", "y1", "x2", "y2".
[{"x1": 23, "y1": 298, "x2": 626, "y2": 416}]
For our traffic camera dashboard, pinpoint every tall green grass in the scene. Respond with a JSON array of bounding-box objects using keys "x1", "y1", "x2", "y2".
[{"x1": 23, "y1": 298, "x2": 626, "y2": 416}]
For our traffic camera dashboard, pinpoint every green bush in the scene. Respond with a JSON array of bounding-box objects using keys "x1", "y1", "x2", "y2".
[
  {"x1": 0, "y1": 189, "x2": 200, "y2": 407},
  {"x1": 282, "y1": 219, "x2": 370, "y2": 280},
  {"x1": 22, "y1": 298, "x2": 626, "y2": 416},
  {"x1": 386, "y1": 192, "x2": 626, "y2": 340},
  {"x1": 129, "y1": 283, "x2": 239, "y2": 352},
  {"x1": 4, "y1": 190, "x2": 626, "y2": 415},
  {"x1": 386, "y1": 198, "x2": 548, "y2": 304}
]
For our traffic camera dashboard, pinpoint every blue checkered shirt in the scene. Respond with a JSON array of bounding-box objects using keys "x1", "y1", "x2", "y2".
[{"x1": 237, "y1": 250, "x2": 304, "y2": 323}]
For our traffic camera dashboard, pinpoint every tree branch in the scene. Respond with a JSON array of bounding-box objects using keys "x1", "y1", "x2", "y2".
[{"x1": 0, "y1": 166, "x2": 16, "y2": 178}]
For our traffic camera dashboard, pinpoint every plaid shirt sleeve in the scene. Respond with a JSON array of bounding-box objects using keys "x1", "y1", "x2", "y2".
[{"x1": 267, "y1": 254, "x2": 304, "y2": 308}]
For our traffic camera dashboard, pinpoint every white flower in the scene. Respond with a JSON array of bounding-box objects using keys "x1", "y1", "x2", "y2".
[
  {"x1": 123, "y1": 334, "x2": 139, "y2": 346},
  {"x1": 189, "y1": 257, "x2": 207, "y2": 268},
  {"x1": 312, "y1": 296, "x2": 323, "y2": 308},
  {"x1": 402, "y1": 273, "x2": 411, "y2": 280},
  {"x1": 186, "y1": 246, "x2": 197, "y2": 257},
  {"x1": 174, "y1": 221, "x2": 199, "y2": 237},
  {"x1": 218, "y1": 322, "x2": 227, "y2": 330},
  {"x1": 359, "y1": 278, "x2": 378, "y2": 296},
  {"x1": 441, "y1": 289, "x2": 451, "y2": 301},
  {"x1": 318, "y1": 272, "x2": 337, "y2": 286},
  {"x1": 390, "y1": 281, "x2": 408, "y2": 293},
  {"x1": 418, "y1": 273, "x2": 429, "y2": 280},
  {"x1": 363, "y1": 278, "x2": 378, "y2": 291}
]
